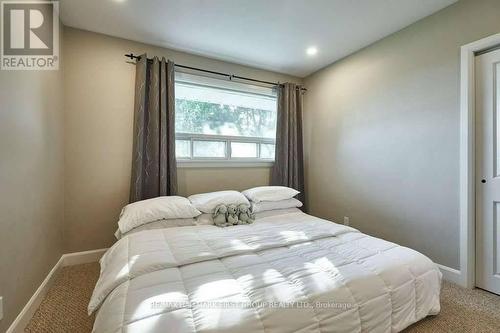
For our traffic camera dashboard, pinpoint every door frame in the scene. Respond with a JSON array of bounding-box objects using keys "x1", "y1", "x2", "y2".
[{"x1": 460, "y1": 33, "x2": 500, "y2": 288}]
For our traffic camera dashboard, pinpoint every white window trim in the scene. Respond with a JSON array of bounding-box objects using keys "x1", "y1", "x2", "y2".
[
  {"x1": 177, "y1": 160, "x2": 274, "y2": 168},
  {"x1": 176, "y1": 132, "x2": 275, "y2": 168}
]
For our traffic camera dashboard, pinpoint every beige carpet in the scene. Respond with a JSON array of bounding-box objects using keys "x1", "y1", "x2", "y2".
[
  {"x1": 25, "y1": 263, "x2": 500, "y2": 332},
  {"x1": 25, "y1": 263, "x2": 99, "y2": 333}
]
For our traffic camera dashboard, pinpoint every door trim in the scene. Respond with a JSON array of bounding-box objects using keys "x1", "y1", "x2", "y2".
[{"x1": 460, "y1": 33, "x2": 500, "y2": 288}]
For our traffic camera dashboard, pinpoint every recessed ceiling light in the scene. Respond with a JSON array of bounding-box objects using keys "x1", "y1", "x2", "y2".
[{"x1": 306, "y1": 47, "x2": 318, "y2": 56}]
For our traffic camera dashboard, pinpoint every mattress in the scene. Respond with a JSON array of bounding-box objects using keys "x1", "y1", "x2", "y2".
[{"x1": 90, "y1": 211, "x2": 441, "y2": 333}]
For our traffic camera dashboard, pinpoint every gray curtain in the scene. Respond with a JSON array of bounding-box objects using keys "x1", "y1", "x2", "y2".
[
  {"x1": 271, "y1": 83, "x2": 306, "y2": 207},
  {"x1": 129, "y1": 55, "x2": 177, "y2": 202}
]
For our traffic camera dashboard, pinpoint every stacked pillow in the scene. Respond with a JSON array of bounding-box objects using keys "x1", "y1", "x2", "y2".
[
  {"x1": 242, "y1": 186, "x2": 303, "y2": 213},
  {"x1": 114, "y1": 188, "x2": 302, "y2": 237},
  {"x1": 116, "y1": 196, "x2": 201, "y2": 238}
]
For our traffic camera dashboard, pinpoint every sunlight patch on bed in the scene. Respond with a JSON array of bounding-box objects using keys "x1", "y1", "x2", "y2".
[
  {"x1": 263, "y1": 268, "x2": 283, "y2": 284},
  {"x1": 229, "y1": 238, "x2": 254, "y2": 250},
  {"x1": 115, "y1": 255, "x2": 139, "y2": 280},
  {"x1": 279, "y1": 230, "x2": 308, "y2": 242},
  {"x1": 194, "y1": 279, "x2": 239, "y2": 300},
  {"x1": 132, "y1": 291, "x2": 187, "y2": 319},
  {"x1": 311, "y1": 257, "x2": 340, "y2": 275}
]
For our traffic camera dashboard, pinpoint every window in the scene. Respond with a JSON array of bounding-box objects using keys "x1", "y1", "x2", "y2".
[{"x1": 175, "y1": 72, "x2": 277, "y2": 165}]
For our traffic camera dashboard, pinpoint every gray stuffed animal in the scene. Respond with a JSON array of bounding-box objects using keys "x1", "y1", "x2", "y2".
[
  {"x1": 237, "y1": 204, "x2": 254, "y2": 224},
  {"x1": 213, "y1": 204, "x2": 229, "y2": 227},
  {"x1": 226, "y1": 204, "x2": 239, "y2": 225}
]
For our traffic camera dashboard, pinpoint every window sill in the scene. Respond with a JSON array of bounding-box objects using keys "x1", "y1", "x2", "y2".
[{"x1": 177, "y1": 160, "x2": 274, "y2": 168}]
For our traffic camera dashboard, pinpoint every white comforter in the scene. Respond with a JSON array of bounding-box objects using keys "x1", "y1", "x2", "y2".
[{"x1": 90, "y1": 211, "x2": 441, "y2": 333}]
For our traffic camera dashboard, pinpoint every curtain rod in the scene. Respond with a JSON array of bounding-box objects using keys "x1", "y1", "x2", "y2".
[{"x1": 124, "y1": 53, "x2": 307, "y2": 91}]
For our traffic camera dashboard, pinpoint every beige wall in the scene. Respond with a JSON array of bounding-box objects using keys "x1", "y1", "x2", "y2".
[
  {"x1": 0, "y1": 31, "x2": 64, "y2": 331},
  {"x1": 304, "y1": 0, "x2": 500, "y2": 269},
  {"x1": 178, "y1": 167, "x2": 271, "y2": 196},
  {"x1": 63, "y1": 27, "x2": 301, "y2": 252}
]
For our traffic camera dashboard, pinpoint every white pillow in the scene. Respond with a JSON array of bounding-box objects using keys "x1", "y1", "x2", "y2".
[
  {"x1": 115, "y1": 218, "x2": 196, "y2": 239},
  {"x1": 242, "y1": 186, "x2": 299, "y2": 203},
  {"x1": 254, "y1": 208, "x2": 303, "y2": 219},
  {"x1": 188, "y1": 190, "x2": 250, "y2": 213},
  {"x1": 251, "y1": 198, "x2": 303, "y2": 213},
  {"x1": 118, "y1": 196, "x2": 201, "y2": 234}
]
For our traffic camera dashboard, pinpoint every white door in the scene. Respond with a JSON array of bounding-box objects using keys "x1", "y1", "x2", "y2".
[{"x1": 476, "y1": 48, "x2": 500, "y2": 295}]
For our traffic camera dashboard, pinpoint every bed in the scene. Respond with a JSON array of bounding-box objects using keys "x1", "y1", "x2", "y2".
[{"x1": 89, "y1": 209, "x2": 441, "y2": 333}]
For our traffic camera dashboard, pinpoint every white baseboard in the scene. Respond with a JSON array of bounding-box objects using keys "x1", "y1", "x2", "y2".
[
  {"x1": 61, "y1": 248, "x2": 107, "y2": 266},
  {"x1": 436, "y1": 264, "x2": 463, "y2": 285},
  {"x1": 6, "y1": 248, "x2": 107, "y2": 333},
  {"x1": 5, "y1": 256, "x2": 65, "y2": 333}
]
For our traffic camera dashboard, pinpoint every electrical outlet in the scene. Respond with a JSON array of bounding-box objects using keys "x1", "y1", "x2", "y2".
[
  {"x1": 343, "y1": 216, "x2": 350, "y2": 226},
  {"x1": 0, "y1": 296, "x2": 3, "y2": 321}
]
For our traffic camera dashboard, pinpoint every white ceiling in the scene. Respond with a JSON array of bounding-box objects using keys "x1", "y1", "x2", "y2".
[{"x1": 60, "y1": 0, "x2": 457, "y2": 77}]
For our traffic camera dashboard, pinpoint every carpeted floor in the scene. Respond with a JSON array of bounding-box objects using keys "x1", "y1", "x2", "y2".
[
  {"x1": 25, "y1": 263, "x2": 500, "y2": 332},
  {"x1": 25, "y1": 263, "x2": 99, "y2": 333}
]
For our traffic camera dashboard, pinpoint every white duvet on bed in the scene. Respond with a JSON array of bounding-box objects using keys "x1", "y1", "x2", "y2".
[{"x1": 90, "y1": 211, "x2": 441, "y2": 333}]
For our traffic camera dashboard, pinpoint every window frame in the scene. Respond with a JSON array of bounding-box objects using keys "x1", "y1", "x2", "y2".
[
  {"x1": 176, "y1": 132, "x2": 275, "y2": 168},
  {"x1": 174, "y1": 71, "x2": 277, "y2": 168}
]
